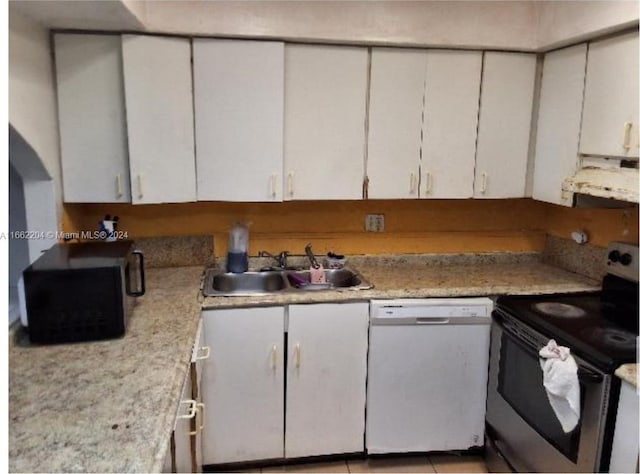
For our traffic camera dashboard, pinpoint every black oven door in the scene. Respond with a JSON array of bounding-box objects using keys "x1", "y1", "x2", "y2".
[
  {"x1": 497, "y1": 322, "x2": 582, "y2": 461},
  {"x1": 486, "y1": 310, "x2": 610, "y2": 473}
]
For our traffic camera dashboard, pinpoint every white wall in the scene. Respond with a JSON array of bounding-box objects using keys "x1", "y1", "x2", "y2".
[
  {"x1": 9, "y1": 164, "x2": 29, "y2": 292},
  {"x1": 141, "y1": 1, "x2": 540, "y2": 50},
  {"x1": 9, "y1": 8, "x2": 62, "y2": 229},
  {"x1": 537, "y1": 0, "x2": 639, "y2": 50}
]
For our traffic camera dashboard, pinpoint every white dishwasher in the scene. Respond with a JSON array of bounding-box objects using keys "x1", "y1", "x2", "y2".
[{"x1": 366, "y1": 298, "x2": 492, "y2": 454}]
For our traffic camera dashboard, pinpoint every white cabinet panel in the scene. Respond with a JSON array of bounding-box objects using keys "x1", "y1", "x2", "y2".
[
  {"x1": 609, "y1": 380, "x2": 639, "y2": 473},
  {"x1": 285, "y1": 303, "x2": 369, "y2": 458},
  {"x1": 474, "y1": 52, "x2": 536, "y2": 198},
  {"x1": 367, "y1": 48, "x2": 425, "y2": 199},
  {"x1": 422, "y1": 50, "x2": 482, "y2": 199},
  {"x1": 173, "y1": 368, "x2": 195, "y2": 474},
  {"x1": 122, "y1": 35, "x2": 196, "y2": 204},
  {"x1": 54, "y1": 34, "x2": 130, "y2": 203},
  {"x1": 201, "y1": 307, "x2": 284, "y2": 464},
  {"x1": 284, "y1": 45, "x2": 368, "y2": 200},
  {"x1": 533, "y1": 44, "x2": 587, "y2": 206},
  {"x1": 580, "y1": 32, "x2": 639, "y2": 158},
  {"x1": 193, "y1": 39, "x2": 284, "y2": 201}
]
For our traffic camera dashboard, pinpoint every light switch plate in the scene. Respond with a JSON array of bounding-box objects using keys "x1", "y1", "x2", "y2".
[{"x1": 365, "y1": 214, "x2": 385, "y2": 232}]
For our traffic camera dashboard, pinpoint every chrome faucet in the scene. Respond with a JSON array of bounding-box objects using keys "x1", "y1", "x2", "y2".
[
  {"x1": 258, "y1": 250, "x2": 290, "y2": 269},
  {"x1": 305, "y1": 243, "x2": 321, "y2": 269}
]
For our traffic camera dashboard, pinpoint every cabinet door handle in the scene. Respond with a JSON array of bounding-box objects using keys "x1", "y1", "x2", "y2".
[
  {"x1": 116, "y1": 174, "x2": 123, "y2": 198},
  {"x1": 178, "y1": 399, "x2": 197, "y2": 419},
  {"x1": 287, "y1": 172, "x2": 294, "y2": 197},
  {"x1": 409, "y1": 172, "x2": 417, "y2": 194},
  {"x1": 271, "y1": 344, "x2": 277, "y2": 371},
  {"x1": 294, "y1": 343, "x2": 301, "y2": 368},
  {"x1": 623, "y1": 121, "x2": 633, "y2": 150},
  {"x1": 195, "y1": 346, "x2": 210, "y2": 361},
  {"x1": 481, "y1": 172, "x2": 488, "y2": 194},
  {"x1": 270, "y1": 174, "x2": 277, "y2": 198},
  {"x1": 425, "y1": 171, "x2": 432, "y2": 195},
  {"x1": 137, "y1": 174, "x2": 144, "y2": 199},
  {"x1": 189, "y1": 402, "x2": 205, "y2": 436}
]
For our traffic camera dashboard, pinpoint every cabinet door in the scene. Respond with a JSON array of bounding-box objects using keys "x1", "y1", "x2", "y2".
[
  {"x1": 580, "y1": 32, "x2": 639, "y2": 158},
  {"x1": 193, "y1": 39, "x2": 284, "y2": 201},
  {"x1": 122, "y1": 35, "x2": 196, "y2": 204},
  {"x1": 286, "y1": 303, "x2": 369, "y2": 458},
  {"x1": 609, "y1": 381, "x2": 639, "y2": 473},
  {"x1": 474, "y1": 52, "x2": 536, "y2": 198},
  {"x1": 201, "y1": 307, "x2": 284, "y2": 464},
  {"x1": 422, "y1": 50, "x2": 482, "y2": 199},
  {"x1": 533, "y1": 44, "x2": 587, "y2": 206},
  {"x1": 284, "y1": 45, "x2": 368, "y2": 200},
  {"x1": 367, "y1": 48, "x2": 425, "y2": 199},
  {"x1": 54, "y1": 34, "x2": 130, "y2": 203},
  {"x1": 174, "y1": 368, "x2": 195, "y2": 473}
]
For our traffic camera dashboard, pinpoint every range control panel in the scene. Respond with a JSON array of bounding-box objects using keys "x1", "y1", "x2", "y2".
[{"x1": 606, "y1": 241, "x2": 639, "y2": 282}]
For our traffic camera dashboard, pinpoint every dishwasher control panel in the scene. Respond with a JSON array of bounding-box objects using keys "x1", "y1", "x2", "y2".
[{"x1": 370, "y1": 298, "x2": 493, "y2": 319}]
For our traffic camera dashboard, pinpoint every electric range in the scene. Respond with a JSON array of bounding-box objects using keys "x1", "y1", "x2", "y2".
[{"x1": 485, "y1": 241, "x2": 638, "y2": 473}]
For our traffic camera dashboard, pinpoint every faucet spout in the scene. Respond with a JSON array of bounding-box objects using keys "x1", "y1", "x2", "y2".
[
  {"x1": 305, "y1": 244, "x2": 321, "y2": 269},
  {"x1": 258, "y1": 250, "x2": 289, "y2": 269}
]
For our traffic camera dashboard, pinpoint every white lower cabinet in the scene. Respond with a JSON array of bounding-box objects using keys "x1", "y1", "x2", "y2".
[
  {"x1": 200, "y1": 302, "x2": 369, "y2": 465},
  {"x1": 201, "y1": 306, "x2": 285, "y2": 465},
  {"x1": 609, "y1": 380, "x2": 639, "y2": 472},
  {"x1": 164, "y1": 320, "x2": 209, "y2": 473},
  {"x1": 285, "y1": 303, "x2": 369, "y2": 458}
]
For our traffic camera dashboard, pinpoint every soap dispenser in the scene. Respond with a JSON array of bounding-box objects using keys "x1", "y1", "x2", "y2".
[{"x1": 227, "y1": 223, "x2": 249, "y2": 273}]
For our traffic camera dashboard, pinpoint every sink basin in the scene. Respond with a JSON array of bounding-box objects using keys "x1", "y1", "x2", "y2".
[
  {"x1": 202, "y1": 267, "x2": 372, "y2": 296},
  {"x1": 288, "y1": 268, "x2": 371, "y2": 290},
  {"x1": 204, "y1": 271, "x2": 288, "y2": 296}
]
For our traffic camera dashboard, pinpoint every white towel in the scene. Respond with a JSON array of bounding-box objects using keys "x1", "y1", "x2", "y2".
[{"x1": 539, "y1": 339, "x2": 581, "y2": 433}]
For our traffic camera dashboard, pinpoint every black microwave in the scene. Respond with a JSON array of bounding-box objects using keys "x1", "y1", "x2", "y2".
[{"x1": 18, "y1": 240, "x2": 145, "y2": 344}]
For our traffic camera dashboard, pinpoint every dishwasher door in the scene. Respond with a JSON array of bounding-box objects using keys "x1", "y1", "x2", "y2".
[{"x1": 366, "y1": 298, "x2": 492, "y2": 454}]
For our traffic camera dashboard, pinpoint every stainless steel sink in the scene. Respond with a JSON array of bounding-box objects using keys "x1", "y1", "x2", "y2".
[
  {"x1": 202, "y1": 267, "x2": 372, "y2": 296},
  {"x1": 204, "y1": 271, "x2": 288, "y2": 296},
  {"x1": 287, "y1": 268, "x2": 372, "y2": 291}
]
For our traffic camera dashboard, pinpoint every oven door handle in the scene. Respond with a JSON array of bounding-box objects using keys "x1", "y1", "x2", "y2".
[
  {"x1": 577, "y1": 368, "x2": 603, "y2": 384},
  {"x1": 494, "y1": 310, "x2": 604, "y2": 384}
]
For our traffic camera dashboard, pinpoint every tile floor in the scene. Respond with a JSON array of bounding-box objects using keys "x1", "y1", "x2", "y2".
[{"x1": 225, "y1": 454, "x2": 488, "y2": 473}]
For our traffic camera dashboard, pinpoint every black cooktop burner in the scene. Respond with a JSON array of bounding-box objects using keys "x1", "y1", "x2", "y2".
[
  {"x1": 496, "y1": 292, "x2": 637, "y2": 372},
  {"x1": 533, "y1": 302, "x2": 587, "y2": 318},
  {"x1": 581, "y1": 327, "x2": 637, "y2": 351}
]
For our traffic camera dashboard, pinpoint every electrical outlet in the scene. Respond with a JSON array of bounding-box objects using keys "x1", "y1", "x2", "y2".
[{"x1": 365, "y1": 214, "x2": 385, "y2": 232}]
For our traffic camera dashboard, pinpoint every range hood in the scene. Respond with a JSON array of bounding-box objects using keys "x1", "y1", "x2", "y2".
[{"x1": 563, "y1": 156, "x2": 639, "y2": 204}]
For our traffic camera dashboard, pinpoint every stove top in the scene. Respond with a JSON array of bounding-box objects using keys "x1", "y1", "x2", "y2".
[{"x1": 496, "y1": 292, "x2": 637, "y2": 372}]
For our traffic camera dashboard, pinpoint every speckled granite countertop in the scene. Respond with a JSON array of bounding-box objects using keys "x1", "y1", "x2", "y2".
[
  {"x1": 9, "y1": 266, "x2": 203, "y2": 473},
  {"x1": 9, "y1": 253, "x2": 601, "y2": 473},
  {"x1": 615, "y1": 364, "x2": 638, "y2": 388},
  {"x1": 202, "y1": 253, "x2": 601, "y2": 309}
]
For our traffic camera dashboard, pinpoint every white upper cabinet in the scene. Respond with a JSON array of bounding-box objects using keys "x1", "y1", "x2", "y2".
[
  {"x1": 367, "y1": 48, "x2": 425, "y2": 199},
  {"x1": 284, "y1": 45, "x2": 368, "y2": 200},
  {"x1": 54, "y1": 34, "x2": 130, "y2": 203},
  {"x1": 193, "y1": 39, "x2": 284, "y2": 202},
  {"x1": 122, "y1": 35, "x2": 197, "y2": 204},
  {"x1": 422, "y1": 50, "x2": 482, "y2": 199},
  {"x1": 474, "y1": 52, "x2": 536, "y2": 198},
  {"x1": 533, "y1": 44, "x2": 587, "y2": 206},
  {"x1": 285, "y1": 303, "x2": 369, "y2": 458},
  {"x1": 580, "y1": 32, "x2": 639, "y2": 158}
]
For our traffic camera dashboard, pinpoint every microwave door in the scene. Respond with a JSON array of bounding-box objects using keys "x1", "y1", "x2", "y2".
[{"x1": 125, "y1": 250, "x2": 146, "y2": 297}]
